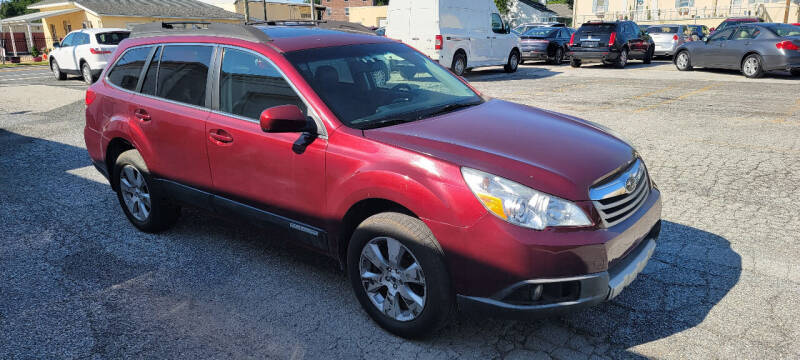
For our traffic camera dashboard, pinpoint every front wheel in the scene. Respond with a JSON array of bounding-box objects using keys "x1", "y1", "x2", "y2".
[
  {"x1": 791, "y1": 69, "x2": 800, "y2": 77},
  {"x1": 347, "y1": 212, "x2": 454, "y2": 338},
  {"x1": 675, "y1": 50, "x2": 693, "y2": 71},
  {"x1": 504, "y1": 50, "x2": 520, "y2": 73},
  {"x1": 113, "y1": 150, "x2": 181, "y2": 233},
  {"x1": 51, "y1": 60, "x2": 66, "y2": 81},
  {"x1": 570, "y1": 58, "x2": 582, "y2": 68},
  {"x1": 615, "y1": 48, "x2": 629, "y2": 69},
  {"x1": 643, "y1": 46, "x2": 654, "y2": 64},
  {"x1": 741, "y1": 54, "x2": 764, "y2": 78}
]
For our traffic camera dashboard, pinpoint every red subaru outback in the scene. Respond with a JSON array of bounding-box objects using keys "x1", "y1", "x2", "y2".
[{"x1": 84, "y1": 22, "x2": 662, "y2": 338}]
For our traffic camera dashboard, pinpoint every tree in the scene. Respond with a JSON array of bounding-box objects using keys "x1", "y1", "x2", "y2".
[
  {"x1": 374, "y1": 0, "x2": 389, "y2": 5},
  {"x1": 495, "y1": 0, "x2": 510, "y2": 14},
  {"x1": 0, "y1": 0, "x2": 40, "y2": 19}
]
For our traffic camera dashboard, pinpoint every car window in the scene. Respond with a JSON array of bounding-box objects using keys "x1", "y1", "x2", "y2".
[
  {"x1": 577, "y1": 24, "x2": 616, "y2": 35},
  {"x1": 96, "y1": 32, "x2": 130, "y2": 45},
  {"x1": 155, "y1": 45, "x2": 213, "y2": 107},
  {"x1": 218, "y1": 48, "x2": 306, "y2": 120},
  {"x1": 648, "y1": 26, "x2": 679, "y2": 33},
  {"x1": 80, "y1": 33, "x2": 91, "y2": 45},
  {"x1": 732, "y1": 26, "x2": 760, "y2": 40},
  {"x1": 765, "y1": 24, "x2": 800, "y2": 37},
  {"x1": 523, "y1": 28, "x2": 556, "y2": 37},
  {"x1": 141, "y1": 46, "x2": 162, "y2": 96},
  {"x1": 285, "y1": 42, "x2": 481, "y2": 130},
  {"x1": 491, "y1": 13, "x2": 504, "y2": 33},
  {"x1": 107, "y1": 46, "x2": 152, "y2": 91},
  {"x1": 708, "y1": 28, "x2": 734, "y2": 41},
  {"x1": 61, "y1": 33, "x2": 75, "y2": 47}
]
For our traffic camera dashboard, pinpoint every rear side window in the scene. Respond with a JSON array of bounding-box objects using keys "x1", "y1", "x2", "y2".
[
  {"x1": 155, "y1": 45, "x2": 213, "y2": 107},
  {"x1": 96, "y1": 32, "x2": 130, "y2": 45},
  {"x1": 648, "y1": 26, "x2": 679, "y2": 33},
  {"x1": 218, "y1": 48, "x2": 305, "y2": 120},
  {"x1": 140, "y1": 46, "x2": 162, "y2": 96},
  {"x1": 107, "y1": 46, "x2": 151, "y2": 91}
]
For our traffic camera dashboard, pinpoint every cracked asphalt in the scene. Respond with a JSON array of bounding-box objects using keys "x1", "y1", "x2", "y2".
[{"x1": 1, "y1": 62, "x2": 799, "y2": 359}]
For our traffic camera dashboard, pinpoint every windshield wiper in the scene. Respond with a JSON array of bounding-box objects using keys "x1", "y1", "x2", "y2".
[
  {"x1": 359, "y1": 117, "x2": 417, "y2": 130},
  {"x1": 419, "y1": 100, "x2": 483, "y2": 120}
]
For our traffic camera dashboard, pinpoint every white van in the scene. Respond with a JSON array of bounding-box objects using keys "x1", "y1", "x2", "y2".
[{"x1": 386, "y1": 0, "x2": 520, "y2": 76}]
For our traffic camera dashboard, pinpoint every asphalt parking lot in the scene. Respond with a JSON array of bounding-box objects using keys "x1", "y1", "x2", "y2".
[{"x1": 1, "y1": 60, "x2": 799, "y2": 359}]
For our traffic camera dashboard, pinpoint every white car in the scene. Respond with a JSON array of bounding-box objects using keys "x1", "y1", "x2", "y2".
[
  {"x1": 386, "y1": 0, "x2": 520, "y2": 76},
  {"x1": 50, "y1": 28, "x2": 130, "y2": 84}
]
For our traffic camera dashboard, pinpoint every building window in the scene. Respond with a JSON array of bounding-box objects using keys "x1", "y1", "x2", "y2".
[
  {"x1": 345, "y1": 7, "x2": 349, "y2": 16},
  {"x1": 675, "y1": 0, "x2": 694, "y2": 7},
  {"x1": 327, "y1": 8, "x2": 331, "y2": 15},
  {"x1": 592, "y1": 0, "x2": 608, "y2": 13}
]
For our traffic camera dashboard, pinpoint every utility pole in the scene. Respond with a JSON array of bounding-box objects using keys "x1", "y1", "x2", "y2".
[
  {"x1": 310, "y1": 0, "x2": 316, "y2": 21},
  {"x1": 262, "y1": 0, "x2": 267, "y2": 21},
  {"x1": 784, "y1": 0, "x2": 791, "y2": 23},
  {"x1": 244, "y1": 0, "x2": 251, "y2": 23}
]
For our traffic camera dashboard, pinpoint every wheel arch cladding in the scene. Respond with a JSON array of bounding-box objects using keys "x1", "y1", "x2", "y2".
[
  {"x1": 337, "y1": 198, "x2": 417, "y2": 264},
  {"x1": 105, "y1": 137, "x2": 135, "y2": 191}
]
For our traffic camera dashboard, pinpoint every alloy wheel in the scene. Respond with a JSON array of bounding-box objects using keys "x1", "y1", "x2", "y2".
[
  {"x1": 454, "y1": 58, "x2": 465, "y2": 76},
  {"x1": 83, "y1": 65, "x2": 92, "y2": 84},
  {"x1": 52, "y1": 62, "x2": 60, "y2": 79},
  {"x1": 359, "y1": 236, "x2": 426, "y2": 322},
  {"x1": 119, "y1": 165, "x2": 151, "y2": 221},
  {"x1": 743, "y1": 57, "x2": 759, "y2": 77},
  {"x1": 619, "y1": 50, "x2": 628, "y2": 67},
  {"x1": 555, "y1": 48, "x2": 563, "y2": 64},
  {"x1": 677, "y1": 52, "x2": 689, "y2": 69},
  {"x1": 510, "y1": 53, "x2": 519, "y2": 70}
]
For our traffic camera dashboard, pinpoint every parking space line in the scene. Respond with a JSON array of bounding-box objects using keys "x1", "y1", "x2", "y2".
[
  {"x1": 0, "y1": 66, "x2": 49, "y2": 73},
  {"x1": 633, "y1": 83, "x2": 718, "y2": 113},
  {"x1": 0, "y1": 75, "x2": 52, "y2": 81}
]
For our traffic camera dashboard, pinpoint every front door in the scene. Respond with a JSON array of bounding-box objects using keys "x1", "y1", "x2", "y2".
[
  {"x1": 490, "y1": 13, "x2": 513, "y2": 63},
  {"x1": 698, "y1": 28, "x2": 734, "y2": 67},
  {"x1": 54, "y1": 32, "x2": 79, "y2": 70},
  {"x1": 205, "y1": 47, "x2": 327, "y2": 228}
]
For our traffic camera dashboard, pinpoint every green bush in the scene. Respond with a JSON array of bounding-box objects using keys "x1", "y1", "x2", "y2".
[{"x1": 30, "y1": 47, "x2": 39, "y2": 57}]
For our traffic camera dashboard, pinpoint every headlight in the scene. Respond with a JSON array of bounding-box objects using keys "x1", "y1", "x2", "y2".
[{"x1": 461, "y1": 167, "x2": 592, "y2": 230}]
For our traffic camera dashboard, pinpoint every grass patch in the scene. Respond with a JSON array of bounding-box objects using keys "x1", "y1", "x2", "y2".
[{"x1": 0, "y1": 61, "x2": 49, "y2": 69}]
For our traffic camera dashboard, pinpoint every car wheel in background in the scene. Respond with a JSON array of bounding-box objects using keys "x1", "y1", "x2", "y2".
[
  {"x1": 675, "y1": 51, "x2": 693, "y2": 71},
  {"x1": 347, "y1": 212, "x2": 454, "y2": 338},
  {"x1": 504, "y1": 50, "x2": 520, "y2": 73},
  {"x1": 549, "y1": 47, "x2": 564, "y2": 65},
  {"x1": 791, "y1": 69, "x2": 800, "y2": 77},
  {"x1": 113, "y1": 150, "x2": 181, "y2": 233},
  {"x1": 82, "y1": 63, "x2": 95, "y2": 84},
  {"x1": 570, "y1": 58, "x2": 582, "y2": 68},
  {"x1": 615, "y1": 48, "x2": 628, "y2": 69},
  {"x1": 643, "y1": 46, "x2": 654, "y2": 64},
  {"x1": 741, "y1": 54, "x2": 764, "y2": 79},
  {"x1": 451, "y1": 52, "x2": 467, "y2": 76},
  {"x1": 51, "y1": 60, "x2": 66, "y2": 81}
]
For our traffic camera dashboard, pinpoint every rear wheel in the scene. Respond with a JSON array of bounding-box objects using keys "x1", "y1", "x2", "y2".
[
  {"x1": 81, "y1": 62, "x2": 95, "y2": 84},
  {"x1": 791, "y1": 69, "x2": 800, "y2": 77},
  {"x1": 51, "y1": 60, "x2": 66, "y2": 81},
  {"x1": 113, "y1": 150, "x2": 181, "y2": 233},
  {"x1": 548, "y1": 47, "x2": 564, "y2": 65},
  {"x1": 570, "y1": 58, "x2": 582, "y2": 68},
  {"x1": 675, "y1": 50, "x2": 693, "y2": 71},
  {"x1": 741, "y1": 54, "x2": 764, "y2": 78},
  {"x1": 643, "y1": 46, "x2": 654, "y2": 64},
  {"x1": 615, "y1": 48, "x2": 629, "y2": 69},
  {"x1": 504, "y1": 50, "x2": 520, "y2": 73},
  {"x1": 347, "y1": 212, "x2": 454, "y2": 338},
  {"x1": 451, "y1": 52, "x2": 467, "y2": 76}
]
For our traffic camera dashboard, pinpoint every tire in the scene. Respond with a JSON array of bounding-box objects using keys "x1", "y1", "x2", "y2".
[
  {"x1": 451, "y1": 52, "x2": 467, "y2": 76},
  {"x1": 741, "y1": 54, "x2": 764, "y2": 79},
  {"x1": 113, "y1": 150, "x2": 180, "y2": 233},
  {"x1": 791, "y1": 69, "x2": 800, "y2": 77},
  {"x1": 347, "y1": 212, "x2": 454, "y2": 338},
  {"x1": 51, "y1": 60, "x2": 66, "y2": 81},
  {"x1": 548, "y1": 47, "x2": 564, "y2": 65},
  {"x1": 504, "y1": 50, "x2": 520, "y2": 73},
  {"x1": 570, "y1": 58, "x2": 582, "y2": 68},
  {"x1": 643, "y1": 46, "x2": 654, "y2": 64},
  {"x1": 81, "y1": 62, "x2": 95, "y2": 84},
  {"x1": 615, "y1": 48, "x2": 629, "y2": 69},
  {"x1": 675, "y1": 50, "x2": 693, "y2": 71}
]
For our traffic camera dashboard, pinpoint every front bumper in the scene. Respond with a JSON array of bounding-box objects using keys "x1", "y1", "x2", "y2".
[{"x1": 457, "y1": 221, "x2": 660, "y2": 318}]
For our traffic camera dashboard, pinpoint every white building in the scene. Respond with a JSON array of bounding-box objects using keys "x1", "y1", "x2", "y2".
[{"x1": 506, "y1": 0, "x2": 559, "y2": 27}]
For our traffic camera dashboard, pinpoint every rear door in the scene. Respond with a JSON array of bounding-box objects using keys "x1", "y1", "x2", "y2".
[
  {"x1": 129, "y1": 44, "x2": 215, "y2": 189},
  {"x1": 723, "y1": 25, "x2": 760, "y2": 68}
]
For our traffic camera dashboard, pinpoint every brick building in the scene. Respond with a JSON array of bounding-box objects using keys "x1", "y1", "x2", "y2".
[{"x1": 323, "y1": 0, "x2": 374, "y2": 22}]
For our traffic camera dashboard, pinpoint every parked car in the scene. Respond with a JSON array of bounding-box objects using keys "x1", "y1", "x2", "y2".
[
  {"x1": 688, "y1": 24, "x2": 710, "y2": 41},
  {"x1": 85, "y1": 21, "x2": 662, "y2": 338},
  {"x1": 50, "y1": 28, "x2": 130, "y2": 84},
  {"x1": 375, "y1": 26, "x2": 386, "y2": 36},
  {"x1": 711, "y1": 17, "x2": 762, "y2": 34},
  {"x1": 674, "y1": 23, "x2": 800, "y2": 78},
  {"x1": 646, "y1": 24, "x2": 691, "y2": 57},
  {"x1": 386, "y1": 0, "x2": 520, "y2": 76},
  {"x1": 513, "y1": 22, "x2": 567, "y2": 34},
  {"x1": 568, "y1": 20, "x2": 655, "y2": 68},
  {"x1": 519, "y1": 26, "x2": 574, "y2": 64}
]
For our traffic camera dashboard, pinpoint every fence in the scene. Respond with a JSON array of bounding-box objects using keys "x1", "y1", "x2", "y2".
[
  {"x1": 1, "y1": 32, "x2": 50, "y2": 56},
  {"x1": 577, "y1": 4, "x2": 800, "y2": 24}
]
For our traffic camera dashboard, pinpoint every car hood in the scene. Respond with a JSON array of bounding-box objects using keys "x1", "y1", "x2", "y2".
[{"x1": 363, "y1": 99, "x2": 635, "y2": 201}]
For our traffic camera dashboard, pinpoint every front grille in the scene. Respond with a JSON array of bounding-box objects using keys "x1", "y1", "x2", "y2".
[{"x1": 590, "y1": 159, "x2": 651, "y2": 228}]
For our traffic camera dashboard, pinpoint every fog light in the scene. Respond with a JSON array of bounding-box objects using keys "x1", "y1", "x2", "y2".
[{"x1": 530, "y1": 284, "x2": 543, "y2": 301}]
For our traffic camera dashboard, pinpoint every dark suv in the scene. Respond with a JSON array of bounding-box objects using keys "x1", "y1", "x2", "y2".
[
  {"x1": 85, "y1": 22, "x2": 662, "y2": 338},
  {"x1": 568, "y1": 20, "x2": 655, "y2": 68}
]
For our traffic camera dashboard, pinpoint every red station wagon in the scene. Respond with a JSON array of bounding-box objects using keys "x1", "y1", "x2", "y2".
[{"x1": 84, "y1": 22, "x2": 662, "y2": 337}]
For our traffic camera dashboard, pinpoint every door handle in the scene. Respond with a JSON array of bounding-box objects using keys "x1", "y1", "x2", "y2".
[
  {"x1": 209, "y1": 129, "x2": 233, "y2": 144},
  {"x1": 134, "y1": 108, "x2": 151, "y2": 121}
]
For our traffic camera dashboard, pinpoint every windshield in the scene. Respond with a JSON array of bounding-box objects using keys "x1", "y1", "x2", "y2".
[
  {"x1": 647, "y1": 26, "x2": 679, "y2": 33},
  {"x1": 284, "y1": 42, "x2": 482, "y2": 130},
  {"x1": 95, "y1": 32, "x2": 130, "y2": 45},
  {"x1": 523, "y1": 28, "x2": 557, "y2": 37},
  {"x1": 765, "y1": 24, "x2": 800, "y2": 37},
  {"x1": 577, "y1": 24, "x2": 616, "y2": 35}
]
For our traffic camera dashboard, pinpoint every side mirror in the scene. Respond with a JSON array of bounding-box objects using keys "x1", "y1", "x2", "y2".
[
  {"x1": 52, "y1": 42, "x2": 60, "y2": 48},
  {"x1": 260, "y1": 105, "x2": 308, "y2": 133},
  {"x1": 702, "y1": 36, "x2": 709, "y2": 42}
]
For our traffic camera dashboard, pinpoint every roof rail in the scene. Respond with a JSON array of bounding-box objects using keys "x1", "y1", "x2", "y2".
[
  {"x1": 248, "y1": 19, "x2": 376, "y2": 35},
  {"x1": 130, "y1": 21, "x2": 271, "y2": 43}
]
